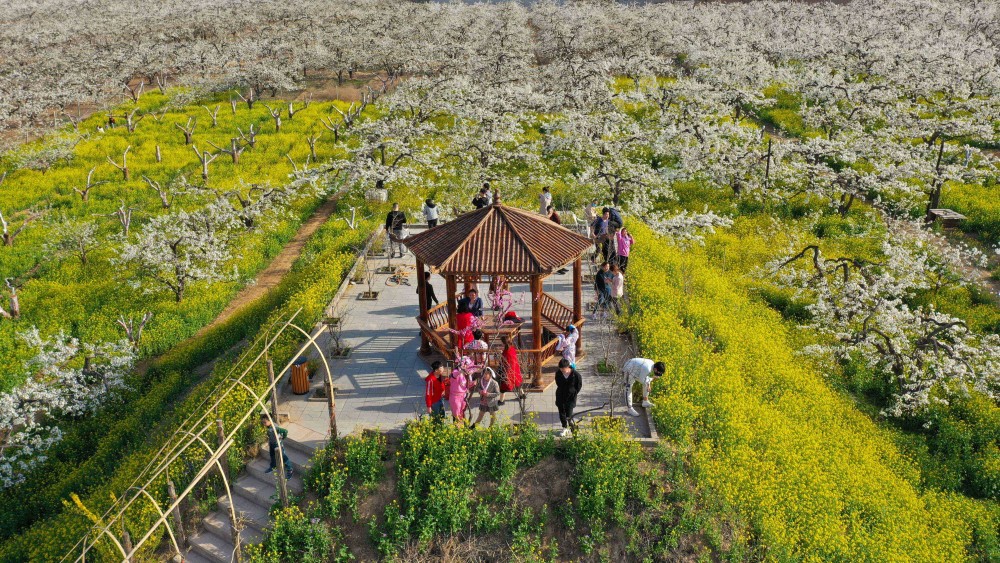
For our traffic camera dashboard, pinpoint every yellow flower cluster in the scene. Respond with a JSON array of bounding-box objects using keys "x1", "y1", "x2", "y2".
[{"x1": 626, "y1": 222, "x2": 992, "y2": 562}]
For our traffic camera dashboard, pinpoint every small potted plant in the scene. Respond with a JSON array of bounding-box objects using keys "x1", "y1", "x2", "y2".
[{"x1": 358, "y1": 260, "x2": 379, "y2": 300}]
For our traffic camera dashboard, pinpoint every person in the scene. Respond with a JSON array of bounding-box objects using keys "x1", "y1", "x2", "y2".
[
  {"x1": 555, "y1": 325, "x2": 579, "y2": 368},
  {"x1": 384, "y1": 203, "x2": 407, "y2": 258},
  {"x1": 609, "y1": 263, "x2": 624, "y2": 315},
  {"x1": 614, "y1": 227, "x2": 634, "y2": 272},
  {"x1": 482, "y1": 182, "x2": 493, "y2": 205},
  {"x1": 539, "y1": 186, "x2": 552, "y2": 215},
  {"x1": 498, "y1": 334, "x2": 522, "y2": 405},
  {"x1": 260, "y1": 414, "x2": 293, "y2": 479},
  {"x1": 422, "y1": 198, "x2": 439, "y2": 228},
  {"x1": 547, "y1": 204, "x2": 561, "y2": 225},
  {"x1": 472, "y1": 187, "x2": 490, "y2": 209},
  {"x1": 554, "y1": 359, "x2": 582, "y2": 437},
  {"x1": 464, "y1": 329, "x2": 489, "y2": 367},
  {"x1": 420, "y1": 271, "x2": 439, "y2": 308},
  {"x1": 585, "y1": 200, "x2": 598, "y2": 224},
  {"x1": 448, "y1": 361, "x2": 470, "y2": 424},
  {"x1": 622, "y1": 358, "x2": 666, "y2": 417},
  {"x1": 607, "y1": 226, "x2": 621, "y2": 266},
  {"x1": 424, "y1": 361, "x2": 449, "y2": 420},
  {"x1": 592, "y1": 209, "x2": 610, "y2": 262},
  {"x1": 593, "y1": 262, "x2": 612, "y2": 320},
  {"x1": 458, "y1": 288, "x2": 484, "y2": 318},
  {"x1": 455, "y1": 301, "x2": 475, "y2": 347},
  {"x1": 606, "y1": 206, "x2": 624, "y2": 231},
  {"x1": 470, "y1": 367, "x2": 501, "y2": 429}
]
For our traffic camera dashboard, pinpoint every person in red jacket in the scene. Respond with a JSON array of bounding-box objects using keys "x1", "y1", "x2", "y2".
[
  {"x1": 455, "y1": 301, "x2": 475, "y2": 348},
  {"x1": 424, "y1": 361, "x2": 449, "y2": 420},
  {"x1": 498, "y1": 335, "x2": 523, "y2": 405}
]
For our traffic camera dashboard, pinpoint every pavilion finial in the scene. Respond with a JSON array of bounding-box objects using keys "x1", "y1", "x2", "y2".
[{"x1": 493, "y1": 188, "x2": 501, "y2": 206}]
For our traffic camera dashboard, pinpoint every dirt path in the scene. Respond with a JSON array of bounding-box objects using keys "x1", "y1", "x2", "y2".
[{"x1": 201, "y1": 193, "x2": 343, "y2": 333}]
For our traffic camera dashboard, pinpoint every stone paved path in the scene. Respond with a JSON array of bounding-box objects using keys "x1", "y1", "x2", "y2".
[{"x1": 276, "y1": 226, "x2": 654, "y2": 443}]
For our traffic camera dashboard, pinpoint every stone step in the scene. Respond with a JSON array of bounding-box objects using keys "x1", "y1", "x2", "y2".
[
  {"x1": 218, "y1": 492, "x2": 270, "y2": 533},
  {"x1": 234, "y1": 473, "x2": 286, "y2": 511},
  {"x1": 181, "y1": 547, "x2": 216, "y2": 563},
  {"x1": 203, "y1": 510, "x2": 264, "y2": 546},
  {"x1": 188, "y1": 530, "x2": 236, "y2": 563}
]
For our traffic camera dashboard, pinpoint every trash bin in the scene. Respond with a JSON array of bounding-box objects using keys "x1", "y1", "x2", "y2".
[{"x1": 291, "y1": 358, "x2": 310, "y2": 395}]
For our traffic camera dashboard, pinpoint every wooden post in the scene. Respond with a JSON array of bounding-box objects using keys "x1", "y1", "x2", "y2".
[
  {"x1": 446, "y1": 274, "x2": 458, "y2": 352},
  {"x1": 167, "y1": 479, "x2": 187, "y2": 549},
  {"x1": 266, "y1": 360, "x2": 289, "y2": 509},
  {"x1": 530, "y1": 276, "x2": 543, "y2": 388},
  {"x1": 416, "y1": 260, "x2": 431, "y2": 355},
  {"x1": 122, "y1": 530, "x2": 134, "y2": 563},
  {"x1": 215, "y1": 419, "x2": 230, "y2": 480},
  {"x1": 573, "y1": 257, "x2": 583, "y2": 357},
  {"x1": 266, "y1": 359, "x2": 279, "y2": 421},
  {"x1": 324, "y1": 375, "x2": 337, "y2": 439}
]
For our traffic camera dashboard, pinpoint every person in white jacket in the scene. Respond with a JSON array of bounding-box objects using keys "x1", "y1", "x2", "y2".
[
  {"x1": 555, "y1": 325, "x2": 579, "y2": 367},
  {"x1": 539, "y1": 186, "x2": 552, "y2": 215},
  {"x1": 622, "y1": 357, "x2": 665, "y2": 417},
  {"x1": 422, "y1": 198, "x2": 440, "y2": 228}
]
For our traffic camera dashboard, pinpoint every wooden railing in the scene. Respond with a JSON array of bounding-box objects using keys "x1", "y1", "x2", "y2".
[
  {"x1": 426, "y1": 302, "x2": 449, "y2": 330},
  {"x1": 539, "y1": 293, "x2": 575, "y2": 330}
]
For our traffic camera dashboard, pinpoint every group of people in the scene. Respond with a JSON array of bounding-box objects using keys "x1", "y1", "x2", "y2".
[
  {"x1": 423, "y1": 331, "x2": 525, "y2": 430},
  {"x1": 581, "y1": 202, "x2": 633, "y2": 319}
]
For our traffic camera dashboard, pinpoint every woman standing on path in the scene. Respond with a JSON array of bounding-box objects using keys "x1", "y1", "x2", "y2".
[
  {"x1": 498, "y1": 334, "x2": 523, "y2": 405},
  {"x1": 614, "y1": 227, "x2": 634, "y2": 272},
  {"x1": 554, "y1": 359, "x2": 583, "y2": 437},
  {"x1": 449, "y1": 362, "x2": 470, "y2": 425},
  {"x1": 609, "y1": 263, "x2": 624, "y2": 316},
  {"x1": 470, "y1": 367, "x2": 501, "y2": 429}
]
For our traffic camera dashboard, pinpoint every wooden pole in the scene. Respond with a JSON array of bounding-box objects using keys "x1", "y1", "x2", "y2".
[
  {"x1": 530, "y1": 276, "x2": 543, "y2": 388},
  {"x1": 166, "y1": 479, "x2": 187, "y2": 549},
  {"x1": 416, "y1": 260, "x2": 431, "y2": 355},
  {"x1": 215, "y1": 419, "x2": 231, "y2": 480},
  {"x1": 324, "y1": 375, "x2": 337, "y2": 439},
  {"x1": 446, "y1": 274, "x2": 458, "y2": 353},
  {"x1": 266, "y1": 359, "x2": 279, "y2": 421},
  {"x1": 266, "y1": 360, "x2": 289, "y2": 508},
  {"x1": 573, "y1": 257, "x2": 583, "y2": 357},
  {"x1": 122, "y1": 530, "x2": 134, "y2": 563}
]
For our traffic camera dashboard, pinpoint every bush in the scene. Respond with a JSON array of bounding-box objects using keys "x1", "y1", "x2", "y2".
[{"x1": 246, "y1": 506, "x2": 336, "y2": 563}]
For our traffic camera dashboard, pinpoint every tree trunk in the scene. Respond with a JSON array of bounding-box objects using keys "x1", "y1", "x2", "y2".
[{"x1": 155, "y1": 145, "x2": 162, "y2": 163}]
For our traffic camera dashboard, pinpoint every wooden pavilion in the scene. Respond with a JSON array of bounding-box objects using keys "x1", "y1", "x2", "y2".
[{"x1": 397, "y1": 195, "x2": 594, "y2": 390}]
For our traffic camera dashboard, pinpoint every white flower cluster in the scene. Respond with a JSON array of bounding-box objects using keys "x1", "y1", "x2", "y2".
[
  {"x1": 0, "y1": 330, "x2": 134, "y2": 488},
  {"x1": 774, "y1": 234, "x2": 1000, "y2": 416}
]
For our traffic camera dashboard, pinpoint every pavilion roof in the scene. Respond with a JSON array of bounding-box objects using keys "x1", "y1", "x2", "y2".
[{"x1": 399, "y1": 201, "x2": 593, "y2": 276}]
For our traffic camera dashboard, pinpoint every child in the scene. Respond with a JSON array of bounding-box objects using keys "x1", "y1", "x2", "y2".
[
  {"x1": 471, "y1": 368, "x2": 501, "y2": 429},
  {"x1": 260, "y1": 414, "x2": 293, "y2": 480}
]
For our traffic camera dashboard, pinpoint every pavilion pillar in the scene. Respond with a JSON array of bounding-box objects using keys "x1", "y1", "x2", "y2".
[
  {"x1": 446, "y1": 274, "x2": 458, "y2": 353},
  {"x1": 416, "y1": 260, "x2": 431, "y2": 355},
  {"x1": 530, "y1": 275, "x2": 543, "y2": 388},
  {"x1": 573, "y1": 256, "x2": 583, "y2": 357}
]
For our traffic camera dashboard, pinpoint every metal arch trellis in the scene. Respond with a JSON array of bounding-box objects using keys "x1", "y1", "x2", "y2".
[
  {"x1": 60, "y1": 312, "x2": 300, "y2": 563},
  {"x1": 64, "y1": 308, "x2": 338, "y2": 563}
]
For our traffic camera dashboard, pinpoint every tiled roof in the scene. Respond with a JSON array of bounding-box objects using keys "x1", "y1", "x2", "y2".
[{"x1": 400, "y1": 203, "x2": 592, "y2": 275}]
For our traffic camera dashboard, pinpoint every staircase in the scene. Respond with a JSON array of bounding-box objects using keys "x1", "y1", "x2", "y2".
[{"x1": 182, "y1": 437, "x2": 320, "y2": 563}]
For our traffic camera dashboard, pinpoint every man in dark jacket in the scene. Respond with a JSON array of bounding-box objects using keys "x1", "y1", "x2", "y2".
[
  {"x1": 472, "y1": 188, "x2": 490, "y2": 209},
  {"x1": 384, "y1": 203, "x2": 407, "y2": 258},
  {"x1": 457, "y1": 288, "x2": 484, "y2": 317},
  {"x1": 260, "y1": 414, "x2": 293, "y2": 479},
  {"x1": 555, "y1": 359, "x2": 583, "y2": 437}
]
